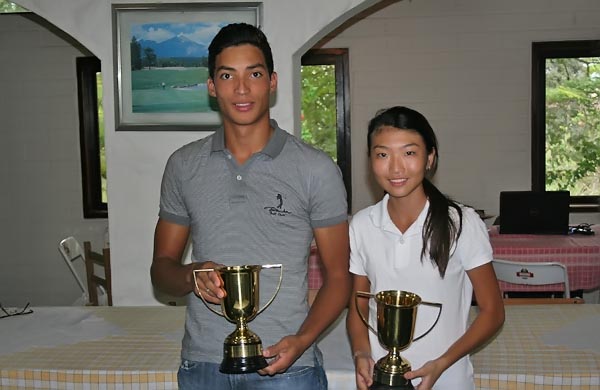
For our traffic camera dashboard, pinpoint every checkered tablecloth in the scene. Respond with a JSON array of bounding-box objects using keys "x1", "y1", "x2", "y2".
[
  {"x1": 0, "y1": 306, "x2": 183, "y2": 390},
  {"x1": 490, "y1": 225, "x2": 600, "y2": 292},
  {"x1": 471, "y1": 304, "x2": 600, "y2": 390},
  {"x1": 1, "y1": 305, "x2": 598, "y2": 390},
  {"x1": 308, "y1": 226, "x2": 600, "y2": 292},
  {"x1": 321, "y1": 305, "x2": 600, "y2": 390}
]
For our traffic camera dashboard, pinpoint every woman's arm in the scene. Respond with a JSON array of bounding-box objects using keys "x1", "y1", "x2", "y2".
[
  {"x1": 404, "y1": 262, "x2": 505, "y2": 390},
  {"x1": 347, "y1": 274, "x2": 376, "y2": 390}
]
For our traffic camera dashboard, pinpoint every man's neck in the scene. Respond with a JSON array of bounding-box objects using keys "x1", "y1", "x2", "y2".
[{"x1": 223, "y1": 117, "x2": 273, "y2": 165}]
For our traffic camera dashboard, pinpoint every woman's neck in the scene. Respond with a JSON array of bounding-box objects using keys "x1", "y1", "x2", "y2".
[{"x1": 387, "y1": 192, "x2": 428, "y2": 233}]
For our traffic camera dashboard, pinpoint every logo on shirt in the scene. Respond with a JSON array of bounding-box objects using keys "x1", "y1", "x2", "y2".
[{"x1": 264, "y1": 193, "x2": 292, "y2": 216}]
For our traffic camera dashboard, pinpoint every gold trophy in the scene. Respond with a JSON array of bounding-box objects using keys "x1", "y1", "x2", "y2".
[
  {"x1": 356, "y1": 290, "x2": 442, "y2": 389},
  {"x1": 194, "y1": 264, "x2": 283, "y2": 374}
]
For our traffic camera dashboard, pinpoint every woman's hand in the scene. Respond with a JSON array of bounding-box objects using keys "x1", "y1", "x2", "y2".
[
  {"x1": 354, "y1": 353, "x2": 375, "y2": 390},
  {"x1": 404, "y1": 358, "x2": 445, "y2": 390}
]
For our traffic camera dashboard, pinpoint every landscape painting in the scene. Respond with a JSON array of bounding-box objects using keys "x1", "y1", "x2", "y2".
[
  {"x1": 129, "y1": 21, "x2": 217, "y2": 114},
  {"x1": 113, "y1": 4, "x2": 260, "y2": 131}
]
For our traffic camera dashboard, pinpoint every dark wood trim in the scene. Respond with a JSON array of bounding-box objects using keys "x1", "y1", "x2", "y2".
[
  {"x1": 76, "y1": 57, "x2": 107, "y2": 218},
  {"x1": 531, "y1": 40, "x2": 600, "y2": 213}
]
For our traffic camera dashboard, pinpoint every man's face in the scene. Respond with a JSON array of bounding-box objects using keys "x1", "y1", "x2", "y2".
[{"x1": 207, "y1": 44, "x2": 277, "y2": 128}]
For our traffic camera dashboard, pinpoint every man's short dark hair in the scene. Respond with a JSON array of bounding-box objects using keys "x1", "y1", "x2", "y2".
[{"x1": 208, "y1": 23, "x2": 274, "y2": 78}]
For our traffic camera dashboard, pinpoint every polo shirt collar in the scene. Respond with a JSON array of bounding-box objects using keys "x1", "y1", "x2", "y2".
[
  {"x1": 370, "y1": 193, "x2": 430, "y2": 236},
  {"x1": 210, "y1": 119, "x2": 287, "y2": 159}
]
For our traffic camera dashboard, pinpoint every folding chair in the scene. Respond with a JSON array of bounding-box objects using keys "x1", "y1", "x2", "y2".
[
  {"x1": 59, "y1": 237, "x2": 88, "y2": 303},
  {"x1": 492, "y1": 258, "x2": 571, "y2": 300}
]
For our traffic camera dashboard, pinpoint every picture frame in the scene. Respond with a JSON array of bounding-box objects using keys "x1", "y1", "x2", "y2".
[{"x1": 112, "y1": 3, "x2": 261, "y2": 131}]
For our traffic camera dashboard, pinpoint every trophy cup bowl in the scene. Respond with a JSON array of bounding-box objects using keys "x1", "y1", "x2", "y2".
[
  {"x1": 194, "y1": 264, "x2": 283, "y2": 374},
  {"x1": 356, "y1": 290, "x2": 442, "y2": 389}
]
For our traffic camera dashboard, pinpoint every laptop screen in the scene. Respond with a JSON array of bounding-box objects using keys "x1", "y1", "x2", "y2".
[{"x1": 499, "y1": 191, "x2": 570, "y2": 235}]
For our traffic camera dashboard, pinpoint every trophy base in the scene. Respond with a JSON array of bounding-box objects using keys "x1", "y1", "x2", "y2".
[
  {"x1": 372, "y1": 369, "x2": 413, "y2": 389},
  {"x1": 369, "y1": 381, "x2": 414, "y2": 390},
  {"x1": 219, "y1": 355, "x2": 268, "y2": 374}
]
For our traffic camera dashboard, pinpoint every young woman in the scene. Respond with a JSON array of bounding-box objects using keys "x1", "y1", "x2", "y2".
[{"x1": 347, "y1": 106, "x2": 504, "y2": 390}]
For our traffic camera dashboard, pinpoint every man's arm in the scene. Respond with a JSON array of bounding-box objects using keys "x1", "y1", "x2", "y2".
[
  {"x1": 260, "y1": 220, "x2": 351, "y2": 374},
  {"x1": 150, "y1": 218, "x2": 224, "y2": 302}
]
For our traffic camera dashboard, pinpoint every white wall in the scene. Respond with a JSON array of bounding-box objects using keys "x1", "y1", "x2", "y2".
[
  {"x1": 3, "y1": 0, "x2": 599, "y2": 306},
  {"x1": 325, "y1": 0, "x2": 600, "y2": 225},
  {"x1": 7, "y1": 0, "x2": 377, "y2": 306},
  {"x1": 0, "y1": 14, "x2": 108, "y2": 306}
]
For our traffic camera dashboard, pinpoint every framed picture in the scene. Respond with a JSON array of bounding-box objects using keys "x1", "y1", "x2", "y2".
[{"x1": 112, "y1": 3, "x2": 261, "y2": 131}]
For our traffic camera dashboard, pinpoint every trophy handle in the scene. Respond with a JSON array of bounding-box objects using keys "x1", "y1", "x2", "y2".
[
  {"x1": 193, "y1": 268, "x2": 225, "y2": 317},
  {"x1": 255, "y1": 264, "x2": 283, "y2": 316},
  {"x1": 412, "y1": 301, "x2": 442, "y2": 342},
  {"x1": 355, "y1": 291, "x2": 377, "y2": 335}
]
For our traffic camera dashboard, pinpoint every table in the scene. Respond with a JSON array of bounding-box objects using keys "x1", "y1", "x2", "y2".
[
  {"x1": 319, "y1": 305, "x2": 600, "y2": 390},
  {"x1": 308, "y1": 225, "x2": 600, "y2": 295},
  {"x1": 0, "y1": 306, "x2": 182, "y2": 390},
  {"x1": 489, "y1": 225, "x2": 600, "y2": 294},
  {"x1": 1, "y1": 305, "x2": 598, "y2": 390}
]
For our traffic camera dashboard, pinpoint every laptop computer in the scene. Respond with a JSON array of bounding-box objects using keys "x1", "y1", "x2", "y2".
[{"x1": 499, "y1": 190, "x2": 570, "y2": 235}]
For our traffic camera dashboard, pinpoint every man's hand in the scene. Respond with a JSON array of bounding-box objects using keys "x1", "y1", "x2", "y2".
[{"x1": 192, "y1": 261, "x2": 226, "y2": 304}]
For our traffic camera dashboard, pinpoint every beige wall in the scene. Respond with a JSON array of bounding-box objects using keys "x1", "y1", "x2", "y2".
[
  {"x1": 4, "y1": 0, "x2": 376, "y2": 306},
  {"x1": 0, "y1": 14, "x2": 108, "y2": 306},
  {"x1": 325, "y1": 0, "x2": 600, "y2": 219},
  {"x1": 2, "y1": 0, "x2": 599, "y2": 306}
]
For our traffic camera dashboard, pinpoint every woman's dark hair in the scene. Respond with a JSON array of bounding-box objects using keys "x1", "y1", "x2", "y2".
[
  {"x1": 367, "y1": 106, "x2": 463, "y2": 277},
  {"x1": 208, "y1": 23, "x2": 274, "y2": 79}
]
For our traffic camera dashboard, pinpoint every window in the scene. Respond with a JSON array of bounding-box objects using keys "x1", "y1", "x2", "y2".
[
  {"x1": 301, "y1": 49, "x2": 351, "y2": 211},
  {"x1": 77, "y1": 57, "x2": 107, "y2": 218},
  {"x1": 0, "y1": 0, "x2": 27, "y2": 12},
  {"x1": 532, "y1": 41, "x2": 600, "y2": 212}
]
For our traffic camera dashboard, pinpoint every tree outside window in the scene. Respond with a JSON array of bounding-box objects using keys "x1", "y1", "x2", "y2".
[
  {"x1": 301, "y1": 49, "x2": 351, "y2": 212},
  {"x1": 0, "y1": 0, "x2": 27, "y2": 12},
  {"x1": 532, "y1": 41, "x2": 600, "y2": 212}
]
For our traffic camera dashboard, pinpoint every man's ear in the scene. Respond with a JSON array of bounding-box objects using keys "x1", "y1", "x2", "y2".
[
  {"x1": 207, "y1": 78, "x2": 217, "y2": 97},
  {"x1": 269, "y1": 72, "x2": 278, "y2": 93}
]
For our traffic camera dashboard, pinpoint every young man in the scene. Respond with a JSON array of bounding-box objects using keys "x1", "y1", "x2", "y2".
[{"x1": 150, "y1": 23, "x2": 351, "y2": 390}]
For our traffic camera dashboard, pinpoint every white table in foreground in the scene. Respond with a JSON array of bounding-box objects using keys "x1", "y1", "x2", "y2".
[
  {"x1": 319, "y1": 305, "x2": 600, "y2": 390},
  {"x1": 1, "y1": 305, "x2": 598, "y2": 390}
]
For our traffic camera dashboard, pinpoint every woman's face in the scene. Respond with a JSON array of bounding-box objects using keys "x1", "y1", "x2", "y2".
[{"x1": 369, "y1": 126, "x2": 435, "y2": 202}]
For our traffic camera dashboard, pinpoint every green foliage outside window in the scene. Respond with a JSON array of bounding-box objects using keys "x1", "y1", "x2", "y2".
[
  {"x1": 96, "y1": 73, "x2": 107, "y2": 203},
  {"x1": 301, "y1": 65, "x2": 337, "y2": 161},
  {"x1": 545, "y1": 57, "x2": 600, "y2": 196},
  {"x1": 0, "y1": 0, "x2": 27, "y2": 12}
]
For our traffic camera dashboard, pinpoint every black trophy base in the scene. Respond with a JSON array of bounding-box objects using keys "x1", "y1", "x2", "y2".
[
  {"x1": 219, "y1": 355, "x2": 268, "y2": 374},
  {"x1": 369, "y1": 381, "x2": 414, "y2": 390}
]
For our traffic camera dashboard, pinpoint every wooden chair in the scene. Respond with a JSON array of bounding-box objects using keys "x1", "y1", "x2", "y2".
[
  {"x1": 83, "y1": 241, "x2": 112, "y2": 306},
  {"x1": 503, "y1": 297, "x2": 584, "y2": 305}
]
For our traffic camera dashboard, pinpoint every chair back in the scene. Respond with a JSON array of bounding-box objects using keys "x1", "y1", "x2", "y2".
[
  {"x1": 83, "y1": 241, "x2": 112, "y2": 306},
  {"x1": 59, "y1": 237, "x2": 88, "y2": 296},
  {"x1": 492, "y1": 259, "x2": 570, "y2": 298}
]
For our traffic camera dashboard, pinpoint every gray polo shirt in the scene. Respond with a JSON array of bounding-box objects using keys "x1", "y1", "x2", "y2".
[{"x1": 159, "y1": 120, "x2": 347, "y2": 368}]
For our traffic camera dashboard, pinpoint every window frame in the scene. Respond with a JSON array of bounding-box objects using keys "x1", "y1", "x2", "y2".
[
  {"x1": 76, "y1": 56, "x2": 107, "y2": 218},
  {"x1": 531, "y1": 40, "x2": 600, "y2": 213},
  {"x1": 301, "y1": 48, "x2": 352, "y2": 212}
]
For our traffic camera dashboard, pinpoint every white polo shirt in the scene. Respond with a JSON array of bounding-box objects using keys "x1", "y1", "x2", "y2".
[{"x1": 349, "y1": 194, "x2": 492, "y2": 390}]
